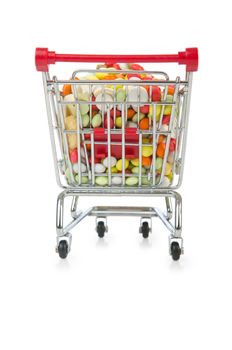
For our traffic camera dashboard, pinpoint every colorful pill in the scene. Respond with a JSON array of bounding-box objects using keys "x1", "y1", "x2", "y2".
[
  {"x1": 112, "y1": 176, "x2": 122, "y2": 185},
  {"x1": 155, "y1": 157, "x2": 163, "y2": 170},
  {"x1": 95, "y1": 93, "x2": 113, "y2": 111},
  {"x1": 142, "y1": 145, "x2": 153, "y2": 157},
  {"x1": 94, "y1": 163, "x2": 106, "y2": 173},
  {"x1": 91, "y1": 113, "x2": 102, "y2": 128},
  {"x1": 103, "y1": 156, "x2": 117, "y2": 168},
  {"x1": 95, "y1": 176, "x2": 108, "y2": 186},
  {"x1": 106, "y1": 166, "x2": 118, "y2": 173},
  {"x1": 75, "y1": 175, "x2": 89, "y2": 184},
  {"x1": 116, "y1": 159, "x2": 129, "y2": 171},
  {"x1": 164, "y1": 162, "x2": 172, "y2": 176},
  {"x1": 132, "y1": 113, "x2": 145, "y2": 123},
  {"x1": 81, "y1": 114, "x2": 90, "y2": 127},
  {"x1": 73, "y1": 162, "x2": 87, "y2": 173},
  {"x1": 142, "y1": 177, "x2": 151, "y2": 185},
  {"x1": 131, "y1": 159, "x2": 139, "y2": 167},
  {"x1": 126, "y1": 176, "x2": 138, "y2": 186},
  {"x1": 116, "y1": 88, "x2": 126, "y2": 102},
  {"x1": 131, "y1": 166, "x2": 146, "y2": 174}
]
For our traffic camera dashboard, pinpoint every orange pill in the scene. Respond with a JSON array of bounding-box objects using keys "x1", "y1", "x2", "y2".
[
  {"x1": 168, "y1": 85, "x2": 175, "y2": 95},
  {"x1": 156, "y1": 143, "x2": 166, "y2": 158},
  {"x1": 62, "y1": 77, "x2": 79, "y2": 96},
  {"x1": 158, "y1": 135, "x2": 165, "y2": 144},
  {"x1": 62, "y1": 84, "x2": 72, "y2": 96},
  {"x1": 139, "y1": 117, "x2": 149, "y2": 130},
  {"x1": 127, "y1": 108, "x2": 136, "y2": 120},
  {"x1": 102, "y1": 75, "x2": 117, "y2": 80},
  {"x1": 86, "y1": 143, "x2": 91, "y2": 151},
  {"x1": 142, "y1": 156, "x2": 152, "y2": 167}
]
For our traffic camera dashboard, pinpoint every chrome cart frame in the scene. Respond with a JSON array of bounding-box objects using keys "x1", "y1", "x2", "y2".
[{"x1": 35, "y1": 47, "x2": 198, "y2": 260}]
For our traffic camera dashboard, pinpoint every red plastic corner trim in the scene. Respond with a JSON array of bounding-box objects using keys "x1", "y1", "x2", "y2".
[
  {"x1": 178, "y1": 48, "x2": 198, "y2": 72},
  {"x1": 35, "y1": 48, "x2": 55, "y2": 72}
]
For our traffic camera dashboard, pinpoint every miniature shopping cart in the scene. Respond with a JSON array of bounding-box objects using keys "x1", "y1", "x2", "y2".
[{"x1": 35, "y1": 47, "x2": 198, "y2": 260}]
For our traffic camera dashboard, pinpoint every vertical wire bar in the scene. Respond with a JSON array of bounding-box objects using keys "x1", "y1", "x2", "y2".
[
  {"x1": 75, "y1": 93, "x2": 82, "y2": 186},
  {"x1": 176, "y1": 92, "x2": 184, "y2": 161},
  {"x1": 152, "y1": 104, "x2": 157, "y2": 186},
  {"x1": 137, "y1": 85, "x2": 140, "y2": 128},
  {"x1": 53, "y1": 78, "x2": 75, "y2": 185},
  {"x1": 177, "y1": 72, "x2": 193, "y2": 186},
  {"x1": 72, "y1": 82, "x2": 91, "y2": 180},
  {"x1": 42, "y1": 73, "x2": 63, "y2": 187},
  {"x1": 113, "y1": 84, "x2": 116, "y2": 126},
  {"x1": 158, "y1": 84, "x2": 168, "y2": 130},
  {"x1": 171, "y1": 93, "x2": 181, "y2": 186},
  {"x1": 121, "y1": 103, "x2": 125, "y2": 186},
  {"x1": 138, "y1": 133, "x2": 142, "y2": 186},
  {"x1": 89, "y1": 82, "x2": 92, "y2": 126},
  {"x1": 107, "y1": 107, "x2": 111, "y2": 186},
  {"x1": 91, "y1": 132, "x2": 95, "y2": 185},
  {"x1": 149, "y1": 84, "x2": 152, "y2": 129},
  {"x1": 159, "y1": 78, "x2": 180, "y2": 185},
  {"x1": 49, "y1": 87, "x2": 65, "y2": 166}
]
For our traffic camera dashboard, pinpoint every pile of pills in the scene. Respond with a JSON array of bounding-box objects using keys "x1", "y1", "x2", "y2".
[{"x1": 62, "y1": 63, "x2": 178, "y2": 187}]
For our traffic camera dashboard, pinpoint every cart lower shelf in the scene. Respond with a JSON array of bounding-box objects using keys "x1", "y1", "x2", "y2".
[{"x1": 55, "y1": 189, "x2": 183, "y2": 261}]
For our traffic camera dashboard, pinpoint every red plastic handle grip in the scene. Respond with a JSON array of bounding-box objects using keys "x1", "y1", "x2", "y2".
[{"x1": 35, "y1": 47, "x2": 198, "y2": 72}]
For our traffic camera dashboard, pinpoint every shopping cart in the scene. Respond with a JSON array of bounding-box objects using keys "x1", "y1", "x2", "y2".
[{"x1": 35, "y1": 47, "x2": 198, "y2": 260}]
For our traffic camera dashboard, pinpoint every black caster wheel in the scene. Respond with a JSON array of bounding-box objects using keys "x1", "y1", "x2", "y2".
[
  {"x1": 141, "y1": 221, "x2": 150, "y2": 239},
  {"x1": 97, "y1": 221, "x2": 106, "y2": 238},
  {"x1": 58, "y1": 240, "x2": 69, "y2": 259},
  {"x1": 170, "y1": 242, "x2": 181, "y2": 261}
]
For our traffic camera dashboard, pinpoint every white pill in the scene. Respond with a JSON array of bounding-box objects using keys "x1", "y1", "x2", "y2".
[
  {"x1": 128, "y1": 77, "x2": 141, "y2": 81},
  {"x1": 128, "y1": 86, "x2": 148, "y2": 111},
  {"x1": 103, "y1": 156, "x2": 117, "y2": 168},
  {"x1": 161, "y1": 176, "x2": 171, "y2": 187},
  {"x1": 95, "y1": 93, "x2": 113, "y2": 111},
  {"x1": 126, "y1": 121, "x2": 137, "y2": 128},
  {"x1": 95, "y1": 163, "x2": 106, "y2": 173},
  {"x1": 73, "y1": 163, "x2": 87, "y2": 173},
  {"x1": 167, "y1": 152, "x2": 175, "y2": 164},
  {"x1": 111, "y1": 176, "x2": 122, "y2": 185},
  {"x1": 160, "y1": 124, "x2": 169, "y2": 132},
  {"x1": 93, "y1": 87, "x2": 114, "y2": 98},
  {"x1": 64, "y1": 94, "x2": 76, "y2": 116}
]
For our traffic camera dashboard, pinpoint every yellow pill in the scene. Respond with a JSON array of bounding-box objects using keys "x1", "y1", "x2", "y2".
[
  {"x1": 164, "y1": 105, "x2": 172, "y2": 115},
  {"x1": 164, "y1": 162, "x2": 172, "y2": 176},
  {"x1": 142, "y1": 138, "x2": 150, "y2": 144},
  {"x1": 131, "y1": 159, "x2": 139, "y2": 167},
  {"x1": 116, "y1": 159, "x2": 129, "y2": 171},
  {"x1": 142, "y1": 146, "x2": 153, "y2": 157},
  {"x1": 148, "y1": 104, "x2": 162, "y2": 121},
  {"x1": 167, "y1": 171, "x2": 173, "y2": 182},
  {"x1": 115, "y1": 117, "x2": 122, "y2": 128},
  {"x1": 84, "y1": 75, "x2": 99, "y2": 80},
  {"x1": 106, "y1": 166, "x2": 118, "y2": 173},
  {"x1": 96, "y1": 72, "x2": 108, "y2": 79}
]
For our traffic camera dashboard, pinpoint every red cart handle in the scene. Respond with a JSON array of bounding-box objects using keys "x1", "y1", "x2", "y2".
[{"x1": 35, "y1": 47, "x2": 198, "y2": 72}]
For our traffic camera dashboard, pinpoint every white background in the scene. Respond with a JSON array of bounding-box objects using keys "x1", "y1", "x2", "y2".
[{"x1": 1, "y1": 1, "x2": 231, "y2": 349}]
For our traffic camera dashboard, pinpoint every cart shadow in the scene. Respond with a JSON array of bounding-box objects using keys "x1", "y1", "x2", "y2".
[
  {"x1": 55, "y1": 258, "x2": 71, "y2": 270},
  {"x1": 96, "y1": 238, "x2": 109, "y2": 247},
  {"x1": 139, "y1": 238, "x2": 153, "y2": 248}
]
